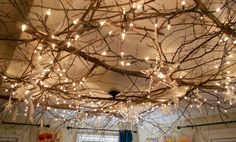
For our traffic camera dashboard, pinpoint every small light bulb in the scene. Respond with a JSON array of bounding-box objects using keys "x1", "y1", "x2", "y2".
[
  {"x1": 129, "y1": 23, "x2": 133, "y2": 27},
  {"x1": 75, "y1": 34, "x2": 79, "y2": 40},
  {"x1": 167, "y1": 24, "x2": 171, "y2": 30},
  {"x1": 46, "y1": 9, "x2": 51, "y2": 15},
  {"x1": 216, "y1": 8, "x2": 221, "y2": 12},
  {"x1": 67, "y1": 41, "x2": 71, "y2": 47},
  {"x1": 101, "y1": 51, "x2": 107, "y2": 56},
  {"x1": 52, "y1": 43, "x2": 56, "y2": 49},
  {"x1": 100, "y1": 21, "x2": 106, "y2": 26},
  {"x1": 21, "y1": 24, "x2": 27, "y2": 32},
  {"x1": 109, "y1": 31, "x2": 113, "y2": 35},
  {"x1": 121, "y1": 30, "x2": 126, "y2": 40},
  {"x1": 234, "y1": 40, "x2": 236, "y2": 44},
  {"x1": 120, "y1": 61, "x2": 125, "y2": 66},
  {"x1": 145, "y1": 57, "x2": 149, "y2": 61},
  {"x1": 120, "y1": 52, "x2": 124, "y2": 56},
  {"x1": 181, "y1": 0, "x2": 185, "y2": 5},
  {"x1": 73, "y1": 19, "x2": 79, "y2": 25},
  {"x1": 154, "y1": 23, "x2": 158, "y2": 28},
  {"x1": 224, "y1": 37, "x2": 228, "y2": 41},
  {"x1": 126, "y1": 62, "x2": 131, "y2": 66}
]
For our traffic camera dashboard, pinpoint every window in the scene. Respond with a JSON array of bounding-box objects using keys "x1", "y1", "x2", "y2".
[{"x1": 76, "y1": 133, "x2": 119, "y2": 142}]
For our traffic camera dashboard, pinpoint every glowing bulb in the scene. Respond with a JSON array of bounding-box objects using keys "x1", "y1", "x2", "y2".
[
  {"x1": 181, "y1": 0, "x2": 185, "y2": 5},
  {"x1": 129, "y1": 23, "x2": 133, "y2": 27},
  {"x1": 46, "y1": 9, "x2": 51, "y2": 15},
  {"x1": 52, "y1": 43, "x2": 56, "y2": 49},
  {"x1": 100, "y1": 21, "x2": 106, "y2": 26},
  {"x1": 21, "y1": 24, "x2": 27, "y2": 32},
  {"x1": 226, "y1": 61, "x2": 230, "y2": 64},
  {"x1": 121, "y1": 30, "x2": 126, "y2": 40},
  {"x1": 126, "y1": 62, "x2": 131, "y2": 66},
  {"x1": 109, "y1": 31, "x2": 113, "y2": 35},
  {"x1": 216, "y1": 8, "x2": 221, "y2": 12},
  {"x1": 37, "y1": 46, "x2": 42, "y2": 50},
  {"x1": 154, "y1": 23, "x2": 158, "y2": 28},
  {"x1": 167, "y1": 24, "x2": 171, "y2": 30},
  {"x1": 75, "y1": 34, "x2": 79, "y2": 40},
  {"x1": 137, "y1": 4, "x2": 142, "y2": 9},
  {"x1": 157, "y1": 72, "x2": 166, "y2": 78},
  {"x1": 120, "y1": 52, "x2": 124, "y2": 56},
  {"x1": 101, "y1": 51, "x2": 107, "y2": 56},
  {"x1": 67, "y1": 41, "x2": 71, "y2": 47},
  {"x1": 234, "y1": 40, "x2": 236, "y2": 44},
  {"x1": 120, "y1": 61, "x2": 125, "y2": 66},
  {"x1": 145, "y1": 57, "x2": 149, "y2": 61},
  {"x1": 73, "y1": 19, "x2": 79, "y2": 25},
  {"x1": 224, "y1": 37, "x2": 228, "y2": 41},
  {"x1": 38, "y1": 56, "x2": 42, "y2": 60},
  {"x1": 51, "y1": 35, "x2": 55, "y2": 38}
]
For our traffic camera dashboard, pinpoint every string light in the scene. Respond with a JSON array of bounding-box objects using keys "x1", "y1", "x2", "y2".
[
  {"x1": 167, "y1": 24, "x2": 171, "y2": 30},
  {"x1": 101, "y1": 51, "x2": 107, "y2": 56},
  {"x1": 120, "y1": 61, "x2": 125, "y2": 66},
  {"x1": 67, "y1": 41, "x2": 71, "y2": 47},
  {"x1": 145, "y1": 57, "x2": 149, "y2": 61},
  {"x1": 73, "y1": 19, "x2": 79, "y2": 25},
  {"x1": 99, "y1": 21, "x2": 106, "y2": 26},
  {"x1": 216, "y1": 7, "x2": 221, "y2": 12},
  {"x1": 75, "y1": 34, "x2": 79, "y2": 40},
  {"x1": 21, "y1": 24, "x2": 27, "y2": 32},
  {"x1": 46, "y1": 9, "x2": 51, "y2": 16},
  {"x1": 121, "y1": 30, "x2": 126, "y2": 40}
]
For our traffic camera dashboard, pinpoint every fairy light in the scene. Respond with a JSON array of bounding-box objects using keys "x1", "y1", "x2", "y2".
[
  {"x1": 137, "y1": 4, "x2": 142, "y2": 9},
  {"x1": 38, "y1": 56, "x2": 42, "y2": 60},
  {"x1": 129, "y1": 23, "x2": 133, "y2": 27},
  {"x1": 46, "y1": 9, "x2": 51, "y2": 16},
  {"x1": 145, "y1": 57, "x2": 149, "y2": 61},
  {"x1": 99, "y1": 20, "x2": 106, "y2": 26},
  {"x1": 224, "y1": 37, "x2": 228, "y2": 41},
  {"x1": 216, "y1": 7, "x2": 221, "y2": 12},
  {"x1": 126, "y1": 62, "x2": 131, "y2": 66},
  {"x1": 51, "y1": 35, "x2": 55, "y2": 39},
  {"x1": 154, "y1": 23, "x2": 158, "y2": 28},
  {"x1": 157, "y1": 72, "x2": 166, "y2": 78},
  {"x1": 121, "y1": 30, "x2": 126, "y2": 40},
  {"x1": 120, "y1": 61, "x2": 125, "y2": 66},
  {"x1": 21, "y1": 24, "x2": 27, "y2": 32},
  {"x1": 109, "y1": 31, "x2": 113, "y2": 35},
  {"x1": 167, "y1": 24, "x2": 171, "y2": 30},
  {"x1": 101, "y1": 51, "x2": 107, "y2": 56},
  {"x1": 167, "y1": 20, "x2": 171, "y2": 30},
  {"x1": 120, "y1": 52, "x2": 124, "y2": 56},
  {"x1": 181, "y1": 0, "x2": 185, "y2": 9},
  {"x1": 73, "y1": 19, "x2": 79, "y2": 25},
  {"x1": 67, "y1": 41, "x2": 71, "y2": 47},
  {"x1": 226, "y1": 61, "x2": 230, "y2": 64},
  {"x1": 234, "y1": 40, "x2": 236, "y2": 44},
  {"x1": 75, "y1": 34, "x2": 79, "y2": 40},
  {"x1": 52, "y1": 43, "x2": 56, "y2": 49}
]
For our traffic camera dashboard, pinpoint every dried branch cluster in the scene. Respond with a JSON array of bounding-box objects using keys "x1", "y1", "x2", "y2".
[{"x1": 0, "y1": 0, "x2": 235, "y2": 128}]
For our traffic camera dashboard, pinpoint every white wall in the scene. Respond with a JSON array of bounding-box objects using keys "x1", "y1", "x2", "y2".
[{"x1": 138, "y1": 112, "x2": 236, "y2": 142}]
